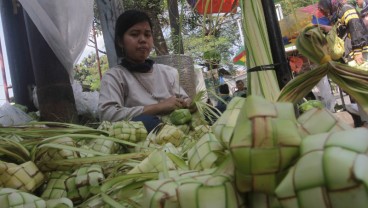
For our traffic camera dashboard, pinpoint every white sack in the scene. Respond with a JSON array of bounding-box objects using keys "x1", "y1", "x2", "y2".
[{"x1": 18, "y1": 0, "x2": 94, "y2": 75}]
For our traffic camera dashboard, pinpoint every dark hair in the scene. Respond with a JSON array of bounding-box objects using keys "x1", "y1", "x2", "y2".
[
  {"x1": 219, "y1": 84, "x2": 230, "y2": 94},
  {"x1": 236, "y1": 80, "x2": 244, "y2": 84},
  {"x1": 114, "y1": 10, "x2": 153, "y2": 58}
]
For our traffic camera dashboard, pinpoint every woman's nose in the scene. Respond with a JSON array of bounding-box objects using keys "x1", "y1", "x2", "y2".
[{"x1": 138, "y1": 34, "x2": 147, "y2": 42}]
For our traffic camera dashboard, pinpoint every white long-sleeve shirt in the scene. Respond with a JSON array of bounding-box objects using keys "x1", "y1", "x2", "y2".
[{"x1": 98, "y1": 64, "x2": 189, "y2": 121}]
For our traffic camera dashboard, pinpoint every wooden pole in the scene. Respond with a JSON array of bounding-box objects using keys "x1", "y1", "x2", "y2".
[
  {"x1": 260, "y1": 0, "x2": 293, "y2": 89},
  {"x1": 0, "y1": 0, "x2": 36, "y2": 110}
]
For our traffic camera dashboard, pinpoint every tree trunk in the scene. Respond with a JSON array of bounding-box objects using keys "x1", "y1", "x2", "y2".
[
  {"x1": 24, "y1": 12, "x2": 78, "y2": 123},
  {"x1": 96, "y1": 0, "x2": 124, "y2": 67},
  {"x1": 145, "y1": 10, "x2": 169, "y2": 55},
  {"x1": 167, "y1": 0, "x2": 184, "y2": 54}
]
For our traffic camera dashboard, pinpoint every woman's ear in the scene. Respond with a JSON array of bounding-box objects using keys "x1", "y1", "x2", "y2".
[{"x1": 117, "y1": 37, "x2": 124, "y2": 48}]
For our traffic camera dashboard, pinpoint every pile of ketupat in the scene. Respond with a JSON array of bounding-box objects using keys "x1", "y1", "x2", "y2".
[{"x1": 0, "y1": 94, "x2": 367, "y2": 208}]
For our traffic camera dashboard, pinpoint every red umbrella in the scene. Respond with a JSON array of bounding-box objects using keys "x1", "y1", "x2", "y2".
[{"x1": 187, "y1": 0, "x2": 239, "y2": 14}]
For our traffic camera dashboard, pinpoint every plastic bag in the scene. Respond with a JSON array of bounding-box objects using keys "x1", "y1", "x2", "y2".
[
  {"x1": 312, "y1": 76, "x2": 336, "y2": 112},
  {"x1": 71, "y1": 81, "x2": 99, "y2": 118},
  {"x1": 0, "y1": 103, "x2": 33, "y2": 127},
  {"x1": 326, "y1": 24, "x2": 345, "y2": 60},
  {"x1": 33, "y1": 81, "x2": 99, "y2": 118},
  {"x1": 18, "y1": 0, "x2": 94, "y2": 75}
]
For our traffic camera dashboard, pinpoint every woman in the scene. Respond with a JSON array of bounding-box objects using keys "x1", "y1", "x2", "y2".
[
  {"x1": 98, "y1": 10, "x2": 191, "y2": 132},
  {"x1": 318, "y1": 0, "x2": 368, "y2": 64}
]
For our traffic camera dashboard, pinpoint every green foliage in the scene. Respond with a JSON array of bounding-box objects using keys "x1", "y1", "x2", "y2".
[
  {"x1": 74, "y1": 54, "x2": 108, "y2": 91},
  {"x1": 274, "y1": 0, "x2": 316, "y2": 16}
]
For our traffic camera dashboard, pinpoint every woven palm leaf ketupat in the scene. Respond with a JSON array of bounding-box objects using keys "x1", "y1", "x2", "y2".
[
  {"x1": 142, "y1": 174, "x2": 242, "y2": 208},
  {"x1": 41, "y1": 171, "x2": 70, "y2": 200},
  {"x1": 275, "y1": 128, "x2": 368, "y2": 208},
  {"x1": 169, "y1": 109, "x2": 192, "y2": 125},
  {"x1": 0, "y1": 188, "x2": 47, "y2": 207},
  {"x1": 229, "y1": 96, "x2": 302, "y2": 194},
  {"x1": 109, "y1": 121, "x2": 148, "y2": 143},
  {"x1": 0, "y1": 161, "x2": 44, "y2": 193},
  {"x1": 187, "y1": 132, "x2": 225, "y2": 171},
  {"x1": 191, "y1": 124, "x2": 212, "y2": 141},
  {"x1": 0, "y1": 188, "x2": 73, "y2": 208},
  {"x1": 146, "y1": 123, "x2": 185, "y2": 147},
  {"x1": 128, "y1": 150, "x2": 177, "y2": 174},
  {"x1": 65, "y1": 164, "x2": 105, "y2": 204},
  {"x1": 212, "y1": 97, "x2": 246, "y2": 147},
  {"x1": 86, "y1": 136, "x2": 122, "y2": 155},
  {"x1": 297, "y1": 108, "x2": 353, "y2": 138},
  {"x1": 35, "y1": 137, "x2": 80, "y2": 171}
]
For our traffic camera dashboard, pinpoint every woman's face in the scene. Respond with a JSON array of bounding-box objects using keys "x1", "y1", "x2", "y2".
[{"x1": 119, "y1": 21, "x2": 153, "y2": 64}]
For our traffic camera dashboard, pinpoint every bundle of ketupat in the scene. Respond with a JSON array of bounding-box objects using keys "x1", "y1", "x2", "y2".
[
  {"x1": 278, "y1": 26, "x2": 368, "y2": 117},
  {"x1": 275, "y1": 128, "x2": 368, "y2": 208},
  {"x1": 228, "y1": 96, "x2": 302, "y2": 194}
]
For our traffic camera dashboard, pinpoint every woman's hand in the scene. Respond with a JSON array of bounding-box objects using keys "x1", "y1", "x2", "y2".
[
  {"x1": 183, "y1": 98, "x2": 197, "y2": 113},
  {"x1": 316, "y1": 24, "x2": 332, "y2": 33},
  {"x1": 159, "y1": 96, "x2": 185, "y2": 114},
  {"x1": 354, "y1": 52, "x2": 364, "y2": 65}
]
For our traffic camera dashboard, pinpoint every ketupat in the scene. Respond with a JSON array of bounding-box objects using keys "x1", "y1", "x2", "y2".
[
  {"x1": 128, "y1": 150, "x2": 177, "y2": 174},
  {"x1": 35, "y1": 137, "x2": 80, "y2": 171},
  {"x1": 142, "y1": 173, "x2": 243, "y2": 208},
  {"x1": 41, "y1": 171, "x2": 71, "y2": 200},
  {"x1": 65, "y1": 164, "x2": 105, "y2": 204},
  {"x1": 147, "y1": 123, "x2": 185, "y2": 147},
  {"x1": 275, "y1": 128, "x2": 368, "y2": 208},
  {"x1": 109, "y1": 121, "x2": 148, "y2": 143},
  {"x1": 187, "y1": 132, "x2": 225, "y2": 171},
  {"x1": 169, "y1": 108, "x2": 192, "y2": 125},
  {"x1": 229, "y1": 96, "x2": 301, "y2": 194},
  {"x1": 297, "y1": 108, "x2": 353, "y2": 137},
  {"x1": 0, "y1": 161, "x2": 44, "y2": 192},
  {"x1": 212, "y1": 97, "x2": 245, "y2": 147},
  {"x1": 0, "y1": 188, "x2": 73, "y2": 208}
]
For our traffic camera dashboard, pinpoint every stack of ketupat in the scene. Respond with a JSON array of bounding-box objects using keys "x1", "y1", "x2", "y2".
[{"x1": 0, "y1": 94, "x2": 367, "y2": 207}]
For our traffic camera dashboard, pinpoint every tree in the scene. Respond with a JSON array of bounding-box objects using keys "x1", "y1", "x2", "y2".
[
  {"x1": 274, "y1": 0, "x2": 316, "y2": 16},
  {"x1": 74, "y1": 54, "x2": 109, "y2": 91}
]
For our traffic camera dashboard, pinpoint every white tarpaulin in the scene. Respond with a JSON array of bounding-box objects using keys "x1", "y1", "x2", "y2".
[{"x1": 18, "y1": 0, "x2": 94, "y2": 75}]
